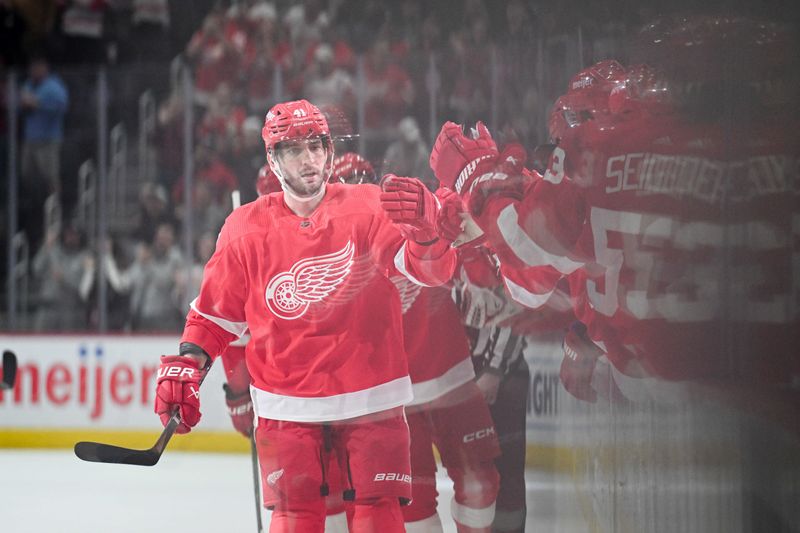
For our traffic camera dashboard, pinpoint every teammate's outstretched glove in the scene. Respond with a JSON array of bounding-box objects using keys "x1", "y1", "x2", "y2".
[
  {"x1": 380, "y1": 175, "x2": 440, "y2": 244},
  {"x1": 560, "y1": 322, "x2": 602, "y2": 403},
  {"x1": 429, "y1": 121, "x2": 498, "y2": 195},
  {"x1": 155, "y1": 355, "x2": 207, "y2": 434},
  {"x1": 435, "y1": 187, "x2": 486, "y2": 248},
  {"x1": 223, "y1": 383, "x2": 254, "y2": 438}
]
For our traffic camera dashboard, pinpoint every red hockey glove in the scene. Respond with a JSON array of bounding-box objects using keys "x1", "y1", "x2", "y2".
[
  {"x1": 560, "y1": 322, "x2": 602, "y2": 403},
  {"x1": 223, "y1": 383, "x2": 254, "y2": 438},
  {"x1": 155, "y1": 355, "x2": 207, "y2": 434},
  {"x1": 380, "y1": 175, "x2": 440, "y2": 244},
  {"x1": 434, "y1": 187, "x2": 464, "y2": 241},
  {"x1": 429, "y1": 121, "x2": 498, "y2": 195}
]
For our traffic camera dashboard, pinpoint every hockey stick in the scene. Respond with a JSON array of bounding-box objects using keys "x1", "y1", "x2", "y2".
[
  {"x1": 74, "y1": 407, "x2": 180, "y2": 466},
  {"x1": 250, "y1": 434, "x2": 264, "y2": 533},
  {"x1": 1, "y1": 350, "x2": 17, "y2": 390}
]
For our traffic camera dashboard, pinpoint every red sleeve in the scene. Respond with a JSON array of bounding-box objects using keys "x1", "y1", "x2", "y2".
[
  {"x1": 181, "y1": 217, "x2": 249, "y2": 359},
  {"x1": 474, "y1": 169, "x2": 586, "y2": 276},
  {"x1": 363, "y1": 187, "x2": 457, "y2": 286},
  {"x1": 220, "y1": 342, "x2": 251, "y2": 392}
]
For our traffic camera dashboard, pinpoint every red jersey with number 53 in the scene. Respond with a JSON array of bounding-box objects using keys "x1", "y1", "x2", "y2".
[
  {"x1": 181, "y1": 183, "x2": 456, "y2": 422},
  {"x1": 477, "y1": 114, "x2": 796, "y2": 383}
]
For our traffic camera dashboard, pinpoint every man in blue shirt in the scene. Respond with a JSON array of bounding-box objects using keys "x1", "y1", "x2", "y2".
[{"x1": 20, "y1": 55, "x2": 69, "y2": 196}]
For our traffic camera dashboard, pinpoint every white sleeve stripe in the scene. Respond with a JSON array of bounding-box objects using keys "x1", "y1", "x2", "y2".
[
  {"x1": 497, "y1": 204, "x2": 582, "y2": 274},
  {"x1": 190, "y1": 298, "x2": 248, "y2": 337},
  {"x1": 393, "y1": 242, "x2": 434, "y2": 287},
  {"x1": 503, "y1": 276, "x2": 555, "y2": 309}
]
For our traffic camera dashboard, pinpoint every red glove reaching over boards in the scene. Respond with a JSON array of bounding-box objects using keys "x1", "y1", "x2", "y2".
[
  {"x1": 434, "y1": 187, "x2": 486, "y2": 248},
  {"x1": 379, "y1": 175, "x2": 441, "y2": 244},
  {"x1": 560, "y1": 322, "x2": 602, "y2": 403},
  {"x1": 430, "y1": 122, "x2": 528, "y2": 216},
  {"x1": 154, "y1": 355, "x2": 208, "y2": 434},
  {"x1": 429, "y1": 121, "x2": 499, "y2": 195}
]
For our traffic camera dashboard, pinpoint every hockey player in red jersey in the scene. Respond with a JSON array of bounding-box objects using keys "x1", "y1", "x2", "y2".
[
  {"x1": 391, "y1": 275, "x2": 501, "y2": 533},
  {"x1": 446, "y1": 209, "x2": 574, "y2": 533},
  {"x1": 155, "y1": 99, "x2": 456, "y2": 533},
  {"x1": 220, "y1": 165, "x2": 351, "y2": 531},
  {"x1": 430, "y1": 43, "x2": 797, "y2": 395},
  {"x1": 332, "y1": 148, "x2": 502, "y2": 531}
]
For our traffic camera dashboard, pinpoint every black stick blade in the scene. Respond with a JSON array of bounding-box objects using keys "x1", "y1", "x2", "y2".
[
  {"x1": 74, "y1": 441, "x2": 162, "y2": 466},
  {"x1": 2, "y1": 350, "x2": 17, "y2": 390},
  {"x1": 73, "y1": 410, "x2": 181, "y2": 466}
]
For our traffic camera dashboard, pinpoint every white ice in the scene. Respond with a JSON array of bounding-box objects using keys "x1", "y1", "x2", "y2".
[{"x1": 0, "y1": 450, "x2": 587, "y2": 532}]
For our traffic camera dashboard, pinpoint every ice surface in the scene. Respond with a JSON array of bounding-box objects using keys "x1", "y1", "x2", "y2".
[{"x1": 0, "y1": 450, "x2": 586, "y2": 532}]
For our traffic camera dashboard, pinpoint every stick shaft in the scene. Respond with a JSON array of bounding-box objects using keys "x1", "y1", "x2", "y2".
[{"x1": 250, "y1": 435, "x2": 264, "y2": 532}]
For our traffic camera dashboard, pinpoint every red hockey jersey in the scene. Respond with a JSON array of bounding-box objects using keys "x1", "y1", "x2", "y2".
[
  {"x1": 181, "y1": 183, "x2": 456, "y2": 422},
  {"x1": 476, "y1": 113, "x2": 797, "y2": 383},
  {"x1": 390, "y1": 278, "x2": 474, "y2": 405}
]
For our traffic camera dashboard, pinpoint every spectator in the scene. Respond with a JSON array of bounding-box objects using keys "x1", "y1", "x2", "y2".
[
  {"x1": 104, "y1": 222, "x2": 184, "y2": 332},
  {"x1": 32, "y1": 224, "x2": 94, "y2": 331},
  {"x1": 444, "y1": 21, "x2": 491, "y2": 125},
  {"x1": 303, "y1": 43, "x2": 355, "y2": 119},
  {"x1": 173, "y1": 231, "x2": 216, "y2": 306},
  {"x1": 155, "y1": 88, "x2": 186, "y2": 185},
  {"x1": 364, "y1": 38, "x2": 414, "y2": 130},
  {"x1": 228, "y1": 116, "x2": 265, "y2": 203},
  {"x1": 132, "y1": 182, "x2": 177, "y2": 244},
  {"x1": 283, "y1": 0, "x2": 328, "y2": 54},
  {"x1": 93, "y1": 235, "x2": 133, "y2": 331},
  {"x1": 241, "y1": 4, "x2": 289, "y2": 112},
  {"x1": 381, "y1": 116, "x2": 433, "y2": 188},
  {"x1": 19, "y1": 53, "x2": 68, "y2": 248},
  {"x1": 182, "y1": 180, "x2": 227, "y2": 238},
  {"x1": 186, "y1": 8, "x2": 239, "y2": 105},
  {"x1": 196, "y1": 82, "x2": 246, "y2": 155},
  {"x1": 192, "y1": 142, "x2": 238, "y2": 196},
  {"x1": 20, "y1": 54, "x2": 69, "y2": 196}
]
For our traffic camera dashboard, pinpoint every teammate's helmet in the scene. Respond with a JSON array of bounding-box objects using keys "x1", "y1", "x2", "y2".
[
  {"x1": 548, "y1": 60, "x2": 626, "y2": 143},
  {"x1": 261, "y1": 99, "x2": 330, "y2": 153},
  {"x1": 256, "y1": 164, "x2": 282, "y2": 196},
  {"x1": 567, "y1": 60, "x2": 626, "y2": 95},
  {"x1": 608, "y1": 64, "x2": 673, "y2": 118},
  {"x1": 548, "y1": 95, "x2": 577, "y2": 144},
  {"x1": 330, "y1": 153, "x2": 376, "y2": 184}
]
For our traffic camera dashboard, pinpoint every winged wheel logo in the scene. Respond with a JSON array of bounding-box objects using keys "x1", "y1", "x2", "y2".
[{"x1": 265, "y1": 241, "x2": 355, "y2": 320}]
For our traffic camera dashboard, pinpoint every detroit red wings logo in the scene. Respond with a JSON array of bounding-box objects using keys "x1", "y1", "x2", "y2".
[{"x1": 265, "y1": 241, "x2": 355, "y2": 320}]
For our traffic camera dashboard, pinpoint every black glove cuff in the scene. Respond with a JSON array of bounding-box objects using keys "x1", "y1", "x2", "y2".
[{"x1": 179, "y1": 342, "x2": 211, "y2": 370}]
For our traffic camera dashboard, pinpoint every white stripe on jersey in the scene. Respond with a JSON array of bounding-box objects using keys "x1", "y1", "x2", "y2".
[
  {"x1": 190, "y1": 298, "x2": 248, "y2": 337},
  {"x1": 393, "y1": 242, "x2": 436, "y2": 287},
  {"x1": 250, "y1": 376, "x2": 413, "y2": 422},
  {"x1": 497, "y1": 204, "x2": 582, "y2": 274},
  {"x1": 408, "y1": 357, "x2": 476, "y2": 406},
  {"x1": 503, "y1": 276, "x2": 556, "y2": 310}
]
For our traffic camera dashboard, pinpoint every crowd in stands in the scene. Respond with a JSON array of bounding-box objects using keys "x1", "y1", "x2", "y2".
[{"x1": 1, "y1": 0, "x2": 663, "y2": 332}]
